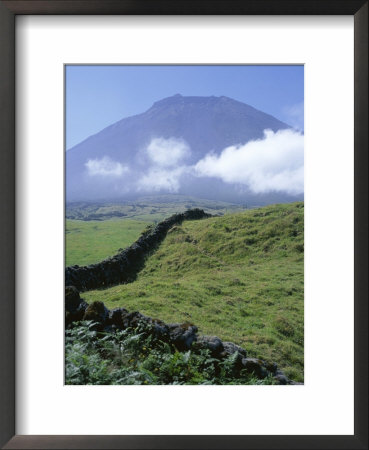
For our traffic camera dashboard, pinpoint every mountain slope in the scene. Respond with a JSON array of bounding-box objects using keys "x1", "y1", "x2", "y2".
[
  {"x1": 82, "y1": 202, "x2": 304, "y2": 381},
  {"x1": 66, "y1": 95, "x2": 295, "y2": 202}
]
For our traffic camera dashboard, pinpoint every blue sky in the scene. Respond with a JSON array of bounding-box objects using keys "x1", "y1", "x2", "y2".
[{"x1": 66, "y1": 65, "x2": 304, "y2": 150}]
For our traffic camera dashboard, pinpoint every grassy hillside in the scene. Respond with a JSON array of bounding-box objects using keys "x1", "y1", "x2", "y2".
[
  {"x1": 82, "y1": 202, "x2": 304, "y2": 381},
  {"x1": 66, "y1": 219, "x2": 148, "y2": 267}
]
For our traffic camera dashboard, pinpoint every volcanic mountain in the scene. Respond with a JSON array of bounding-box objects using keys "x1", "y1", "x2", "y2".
[{"x1": 66, "y1": 94, "x2": 302, "y2": 204}]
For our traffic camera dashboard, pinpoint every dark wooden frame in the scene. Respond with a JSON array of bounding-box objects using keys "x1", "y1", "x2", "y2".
[{"x1": 0, "y1": 1, "x2": 367, "y2": 449}]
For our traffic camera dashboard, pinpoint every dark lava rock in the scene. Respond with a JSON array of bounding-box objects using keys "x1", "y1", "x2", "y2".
[
  {"x1": 273, "y1": 370, "x2": 290, "y2": 385},
  {"x1": 222, "y1": 341, "x2": 247, "y2": 358},
  {"x1": 242, "y1": 357, "x2": 268, "y2": 379},
  {"x1": 148, "y1": 318, "x2": 170, "y2": 340},
  {"x1": 264, "y1": 361, "x2": 278, "y2": 375},
  {"x1": 122, "y1": 311, "x2": 147, "y2": 329},
  {"x1": 107, "y1": 307, "x2": 129, "y2": 329},
  {"x1": 108, "y1": 308, "x2": 170, "y2": 340},
  {"x1": 194, "y1": 335, "x2": 224, "y2": 357},
  {"x1": 65, "y1": 286, "x2": 88, "y2": 327},
  {"x1": 83, "y1": 301, "x2": 109, "y2": 325},
  {"x1": 168, "y1": 322, "x2": 198, "y2": 351},
  {"x1": 219, "y1": 341, "x2": 247, "y2": 369},
  {"x1": 65, "y1": 286, "x2": 82, "y2": 313},
  {"x1": 67, "y1": 301, "x2": 88, "y2": 326}
]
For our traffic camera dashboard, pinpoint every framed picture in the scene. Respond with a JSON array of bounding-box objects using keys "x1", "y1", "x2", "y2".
[{"x1": 0, "y1": 1, "x2": 367, "y2": 449}]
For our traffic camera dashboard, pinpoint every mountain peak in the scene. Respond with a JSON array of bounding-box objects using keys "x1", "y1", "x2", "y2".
[
  {"x1": 151, "y1": 94, "x2": 184, "y2": 108},
  {"x1": 67, "y1": 93, "x2": 294, "y2": 202},
  {"x1": 150, "y1": 94, "x2": 258, "y2": 111}
]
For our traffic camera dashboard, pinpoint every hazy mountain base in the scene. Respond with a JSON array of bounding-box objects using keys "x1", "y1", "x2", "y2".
[
  {"x1": 80, "y1": 202, "x2": 304, "y2": 381},
  {"x1": 66, "y1": 195, "x2": 248, "y2": 222}
]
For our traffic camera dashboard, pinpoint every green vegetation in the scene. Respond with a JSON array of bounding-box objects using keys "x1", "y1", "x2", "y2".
[
  {"x1": 81, "y1": 202, "x2": 304, "y2": 381},
  {"x1": 66, "y1": 218, "x2": 147, "y2": 266},
  {"x1": 66, "y1": 320, "x2": 276, "y2": 385}
]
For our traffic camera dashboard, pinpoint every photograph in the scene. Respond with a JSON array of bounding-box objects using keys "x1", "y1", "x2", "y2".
[
  {"x1": 65, "y1": 64, "x2": 304, "y2": 386},
  {"x1": 1, "y1": 0, "x2": 366, "y2": 446}
]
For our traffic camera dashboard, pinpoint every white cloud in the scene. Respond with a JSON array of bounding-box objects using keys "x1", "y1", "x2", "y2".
[
  {"x1": 194, "y1": 129, "x2": 304, "y2": 195},
  {"x1": 282, "y1": 102, "x2": 304, "y2": 131},
  {"x1": 91, "y1": 133, "x2": 303, "y2": 196},
  {"x1": 137, "y1": 167, "x2": 187, "y2": 193},
  {"x1": 146, "y1": 137, "x2": 190, "y2": 167},
  {"x1": 85, "y1": 156, "x2": 129, "y2": 177},
  {"x1": 136, "y1": 137, "x2": 191, "y2": 192}
]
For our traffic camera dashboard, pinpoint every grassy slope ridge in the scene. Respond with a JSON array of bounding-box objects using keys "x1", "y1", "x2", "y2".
[
  {"x1": 66, "y1": 219, "x2": 148, "y2": 267},
  {"x1": 65, "y1": 196, "x2": 247, "y2": 267},
  {"x1": 83, "y1": 202, "x2": 304, "y2": 381}
]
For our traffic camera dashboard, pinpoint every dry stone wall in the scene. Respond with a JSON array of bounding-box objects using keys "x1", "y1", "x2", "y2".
[
  {"x1": 65, "y1": 209, "x2": 211, "y2": 292},
  {"x1": 65, "y1": 286, "x2": 300, "y2": 385}
]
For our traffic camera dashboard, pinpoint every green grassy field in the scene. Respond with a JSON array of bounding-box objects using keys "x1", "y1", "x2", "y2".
[
  {"x1": 66, "y1": 218, "x2": 148, "y2": 266},
  {"x1": 80, "y1": 202, "x2": 304, "y2": 381}
]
